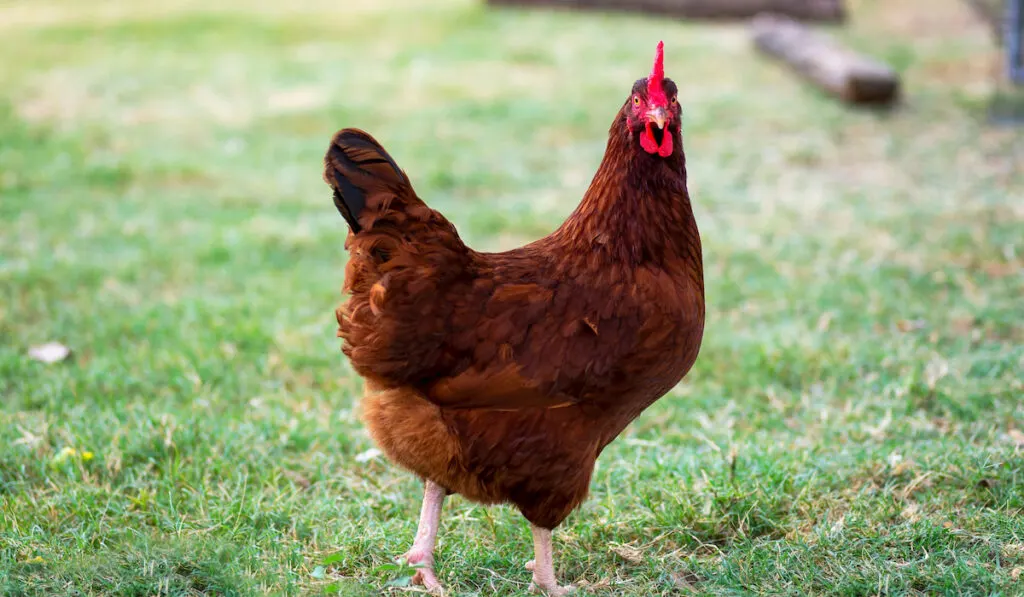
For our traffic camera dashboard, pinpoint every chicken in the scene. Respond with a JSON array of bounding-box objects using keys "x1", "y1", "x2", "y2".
[{"x1": 323, "y1": 41, "x2": 704, "y2": 595}]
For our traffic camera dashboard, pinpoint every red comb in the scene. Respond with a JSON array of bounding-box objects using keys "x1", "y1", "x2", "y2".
[{"x1": 647, "y1": 41, "x2": 668, "y2": 105}]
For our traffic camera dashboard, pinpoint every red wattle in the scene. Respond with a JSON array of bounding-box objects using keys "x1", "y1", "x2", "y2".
[
  {"x1": 640, "y1": 126, "x2": 659, "y2": 155},
  {"x1": 640, "y1": 122, "x2": 674, "y2": 157},
  {"x1": 657, "y1": 131, "x2": 673, "y2": 157}
]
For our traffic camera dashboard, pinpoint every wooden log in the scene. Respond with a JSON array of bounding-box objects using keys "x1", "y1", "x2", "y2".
[
  {"x1": 963, "y1": 0, "x2": 1005, "y2": 43},
  {"x1": 751, "y1": 13, "x2": 900, "y2": 105},
  {"x1": 487, "y1": 0, "x2": 846, "y2": 22}
]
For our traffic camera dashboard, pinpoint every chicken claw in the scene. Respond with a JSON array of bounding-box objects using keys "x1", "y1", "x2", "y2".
[
  {"x1": 398, "y1": 548, "x2": 444, "y2": 594},
  {"x1": 526, "y1": 557, "x2": 575, "y2": 594},
  {"x1": 398, "y1": 480, "x2": 447, "y2": 594},
  {"x1": 529, "y1": 580, "x2": 575, "y2": 596},
  {"x1": 410, "y1": 566, "x2": 444, "y2": 595}
]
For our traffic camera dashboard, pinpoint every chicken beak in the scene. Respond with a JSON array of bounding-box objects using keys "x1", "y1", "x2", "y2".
[{"x1": 647, "y1": 106, "x2": 669, "y2": 130}]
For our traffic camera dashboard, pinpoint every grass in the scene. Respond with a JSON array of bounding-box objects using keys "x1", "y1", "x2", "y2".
[{"x1": 1, "y1": 0, "x2": 1022, "y2": 594}]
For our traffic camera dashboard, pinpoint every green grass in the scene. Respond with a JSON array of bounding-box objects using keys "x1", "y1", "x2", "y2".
[{"x1": 1, "y1": 0, "x2": 1022, "y2": 594}]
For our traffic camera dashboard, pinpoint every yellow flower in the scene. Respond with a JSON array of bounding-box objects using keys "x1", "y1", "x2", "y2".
[
  {"x1": 27, "y1": 556, "x2": 44, "y2": 564},
  {"x1": 58, "y1": 447, "x2": 77, "y2": 458},
  {"x1": 81, "y1": 451, "x2": 94, "y2": 461}
]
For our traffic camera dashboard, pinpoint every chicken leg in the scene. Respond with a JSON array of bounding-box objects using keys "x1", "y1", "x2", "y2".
[
  {"x1": 527, "y1": 525, "x2": 574, "y2": 595},
  {"x1": 400, "y1": 480, "x2": 446, "y2": 593}
]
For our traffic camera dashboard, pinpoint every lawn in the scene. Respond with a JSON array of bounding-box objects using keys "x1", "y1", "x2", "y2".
[{"x1": 1, "y1": 0, "x2": 1022, "y2": 595}]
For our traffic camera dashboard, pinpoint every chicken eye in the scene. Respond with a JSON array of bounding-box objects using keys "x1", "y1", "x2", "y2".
[
  {"x1": 632, "y1": 96, "x2": 641, "y2": 106},
  {"x1": 670, "y1": 96, "x2": 677, "y2": 105}
]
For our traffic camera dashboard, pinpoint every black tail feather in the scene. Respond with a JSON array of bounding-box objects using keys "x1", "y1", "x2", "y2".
[{"x1": 324, "y1": 129, "x2": 409, "y2": 234}]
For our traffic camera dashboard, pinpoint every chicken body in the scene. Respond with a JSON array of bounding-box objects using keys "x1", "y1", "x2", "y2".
[
  {"x1": 325, "y1": 44, "x2": 703, "y2": 595},
  {"x1": 358, "y1": 232, "x2": 701, "y2": 528}
]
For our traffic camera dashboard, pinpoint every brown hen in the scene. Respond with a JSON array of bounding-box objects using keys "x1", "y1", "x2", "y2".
[{"x1": 324, "y1": 42, "x2": 704, "y2": 595}]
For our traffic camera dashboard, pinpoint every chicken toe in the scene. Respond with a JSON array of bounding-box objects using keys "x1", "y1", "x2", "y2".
[
  {"x1": 410, "y1": 567, "x2": 444, "y2": 594},
  {"x1": 400, "y1": 548, "x2": 444, "y2": 594},
  {"x1": 529, "y1": 579, "x2": 575, "y2": 596}
]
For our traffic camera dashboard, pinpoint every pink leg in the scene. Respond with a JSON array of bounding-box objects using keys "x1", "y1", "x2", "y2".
[
  {"x1": 528, "y1": 525, "x2": 574, "y2": 596},
  {"x1": 400, "y1": 480, "x2": 446, "y2": 593}
]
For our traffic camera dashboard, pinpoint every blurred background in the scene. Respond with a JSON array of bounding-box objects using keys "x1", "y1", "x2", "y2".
[{"x1": 1, "y1": 0, "x2": 1021, "y2": 595}]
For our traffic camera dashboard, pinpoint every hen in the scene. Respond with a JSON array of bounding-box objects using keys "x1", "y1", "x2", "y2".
[{"x1": 324, "y1": 42, "x2": 704, "y2": 595}]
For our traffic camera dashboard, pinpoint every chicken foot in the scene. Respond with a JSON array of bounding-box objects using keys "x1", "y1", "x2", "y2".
[
  {"x1": 527, "y1": 525, "x2": 574, "y2": 596},
  {"x1": 399, "y1": 480, "x2": 446, "y2": 594}
]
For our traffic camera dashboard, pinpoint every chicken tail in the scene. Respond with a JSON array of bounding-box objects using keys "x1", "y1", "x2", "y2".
[
  {"x1": 323, "y1": 128, "x2": 416, "y2": 233},
  {"x1": 324, "y1": 128, "x2": 471, "y2": 390}
]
